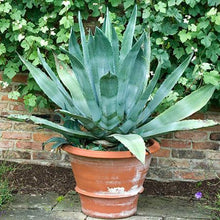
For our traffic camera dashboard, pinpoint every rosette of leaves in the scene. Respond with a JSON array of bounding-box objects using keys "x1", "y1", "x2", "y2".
[{"x1": 8, "y1": 6, "x2": 219, "y2": 164}]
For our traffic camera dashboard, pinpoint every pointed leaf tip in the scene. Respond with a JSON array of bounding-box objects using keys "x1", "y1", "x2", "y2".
[{"x1": 110, "y1": 133, "x2": 146, "y2": 164}]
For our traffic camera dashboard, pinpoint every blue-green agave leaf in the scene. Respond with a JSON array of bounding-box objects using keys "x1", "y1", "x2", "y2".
[
  {"x1": 120, "y1": 5, "x2": 137, "y2": 62},
  {"x1": 117, "y1": 34, "x2": 145, "y2": 119},
  {"x1": 137, "y1": 54, "x2": 193, "y2": 125},
  {"x1": 69, "y1": 27, "x2": 83, "y2": 61},
  {"x1": 18, "y1": 54, "x2": 75, "y2": 112},
  {"x1": 99, "y1": 73, "x2": 119, "y2": 129},
  {"x1": 7, "y1": 114, "x2": 96, "y2": 139},
  {"x1": 102, "y1": 8, "x2": 112, "y2": 41},
  {"x1": 140, "y1": 119, "x2": 219, "y2": 139},
  {"x1": 110, "y1": 133, "x2": 146, "y2": 164},
  {"x1": 136, "y1": 85, "x2": 216, "y2": 133},
  {"x1": 54, "y1": 55, "x2": 91, "y2": 117},
  {"x1": 61, "y1": 49, "x2": 101, "y2": 122},
  {"x1": 119, "y1": 61, "x2": 162, "y2": 133}
]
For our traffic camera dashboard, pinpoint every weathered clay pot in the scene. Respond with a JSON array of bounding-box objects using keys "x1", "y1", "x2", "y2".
[{"x1": 62, "y1": 139, "x2": 160, "y2": 219}]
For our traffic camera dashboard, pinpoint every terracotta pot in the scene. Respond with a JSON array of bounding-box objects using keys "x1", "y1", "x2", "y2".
[{"x1": 62, "y1": 139, "x2": 160, "y2": 219}]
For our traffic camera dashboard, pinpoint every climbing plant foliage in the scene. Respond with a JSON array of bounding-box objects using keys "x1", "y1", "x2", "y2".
[{"x1": 0, "y1": 0, "x2": 220, "y2": 111}]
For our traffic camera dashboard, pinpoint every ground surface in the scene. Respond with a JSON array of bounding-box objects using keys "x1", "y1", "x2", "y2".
[{"x1": 2, "y1": 161, "x2": 219, "y2": 201}]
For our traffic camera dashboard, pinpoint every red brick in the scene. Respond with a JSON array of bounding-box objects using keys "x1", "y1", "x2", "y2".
[
  {"x1": 14, "y1": 122, "x2": 37, "y2": 131},
  {"x1": 0, "y1": 141, "x2": 14, "y2": 148},
  {"x1": 2, "y1": 150, "x2": 31, "y2": 160},
  {"x1": 192, "y1": 142, "x2": 219, "y2": 150},
  {"x1": 0, "y1": 103, "x2": 8, "y2": 111},
  {"x1": 9, "y1": 103, "x2": 26, "y2": 111},
  {"x1": 210, "y1": 133, "x2": 220, "y2": 141},
  {"x1": 12, "y1": 74, "x2": 28, "y2": 83},
  {"x1": 191, "y1": 160, "x2": 213, "y2": 170},
  {"x1": 16, "y1": 141, "x2": 42, "y2": 150},
  {"x1": 158, "y1": 158, "x2": 190, "y2": 168},
  {"x1": 160, "y1": 139, "x2": 191, "y2": 149},
  {"x1": 206, "y1": 113, "x2": 220, "y2": 122},
  {"x1": 33, "y1": 132, "x2": 57, "y2": 142},
  {"x1": 200, "y1": 124, "x2": 220, "y2": 132},
  {"x1": 32, "y1": 151, "x2": 62, "y2": 160},
  {"x1": 0, "y1": 85, "x2": 12, "y2": 92},
  {"x1": 2, "y1": 131, "x2": 32, "y2": 140},
  {"x1": 0, "y1": 122, "x2": 13, "y2": 130},
  {"x1": 188, "y1": 113, "x2": 205, "y2": 120},
  {"x1": 207, "y1": 152, "x2": 220, "y2": 160},
  {"x1": 173, "y1": 170, "x2": 206, "y2": 180},
  {"x1": 175, "y1": 131, "x2": 207, "y2": 141},
  {"x1": 212, "y1": 160, "x2": 220, "y2": 170},
  {"x1": 154, "y1": 148, "x2": 170, "y2": 158},
  {"x1": 159, "y1": 133, "x2": 173, "y2": 139},
  {"x1": 1, "y1": 95, "x2": 23, "y2": 102}
]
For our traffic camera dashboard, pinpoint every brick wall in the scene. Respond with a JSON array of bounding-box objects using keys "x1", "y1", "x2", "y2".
[{"x1": 0, "y1": 72, "x2": 220, "y2": 182}]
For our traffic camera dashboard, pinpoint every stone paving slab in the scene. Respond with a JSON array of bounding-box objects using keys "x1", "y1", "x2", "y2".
[{"x1": 1, "y1": 191, "x2": 211, "y2": 220}]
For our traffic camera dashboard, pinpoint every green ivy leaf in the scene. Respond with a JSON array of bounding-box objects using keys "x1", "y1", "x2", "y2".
[
  {"x1": 161, "y1": 22, "x2": 178, "y2": 35},
  {"x1": 110, "y1": 0, "x2": 121, "y2": 7},
  {"x1": 0, "y1": 43, "x2": 6, "y2": 55},
  {"x1": 201, "y1": 32, "x2": 217, "y2": 48},
  {"x1": 8, "y1": 91, "x2": 20, "y2": 100},
  {"x1": 4, "y1": 61, "x2": 19, "y2": 79},
  {"x1": 24, "y1": 94, "x2": 37, "y2": 107},
  {"x1": 166, "y1": 8, "x2": 182, "y2": 22},
  {"x1": 168, "y1": 0, "x2": 176, "y2": 7},
  {"x1": 188, "y1": 24, "x2": 197, "y2": 32},
  {"x1": 143, "y1": 8, "x2": 151, "y2": 19},
  {"x1": 208, "y1": 0, "x2": 220, "y2": 6},
  {"x1": 173, "y1": 47, "x2": 185, "y2": 59},
  {"x1": 178, "y1": 30, "x2": 192, "y2": 43},
  {"x1": 203, "y1": 71, "x2": 220, "y2": 88},
  {"x1": 206, "y1": 7, "x2": 218, "y2": 17},
  {"x1": 0, "y1": 19, "x2": 10, "y2": 33},
  {"x1": 214, "y1": 13, "x2": 220, "y2": 25},
  {"x1": 59, "y1": 15, "x2": 74, "y2": 28},
  {"x1": 206, "y1": 43, "x2": 220, "y2": 62},
  {"x1": 124, "y1": 0, "x2": 134, "y2": 9},
  {"x1": 154, "y1": 2, "x2": 167, "y2": 13},
  {"x1": 0, "y1": 2, "x2": 12, "y2": 13}
]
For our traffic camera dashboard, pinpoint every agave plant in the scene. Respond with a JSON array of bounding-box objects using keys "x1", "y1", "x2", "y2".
[{"x1": 8, "y1": 6, "x2": 218, "y2": 164}]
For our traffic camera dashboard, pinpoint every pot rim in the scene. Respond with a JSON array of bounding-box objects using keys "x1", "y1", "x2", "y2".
[{"x1": 62, "y1": 139, "x2": 160, "y2": 159}]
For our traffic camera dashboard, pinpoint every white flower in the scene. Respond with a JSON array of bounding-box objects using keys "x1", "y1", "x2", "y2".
[
  {"x1": 150, "y1": 71, "x2": 154, "y2": 76},
  {"x1": 62, "y1": 0, "x2": 70, "y2": 7},
  {"x1": 41, "y1": 26, "x2": 49, "y2": 33},
  {"x1": 40, "y1": 39, "x2": 48, "y2": 46},
  {"x1": 198, "y1": 71, "x2": 203, "y2": 76},
  {"x1": 43, "y1": 16, "x2": 48, "y2": 21},
  {"x1": 98, "y1": 17, "x2": 104, "y2": 24},
  {"x1": 99, "y1": 6, "x2": 103, "y2": 10},
  {"x1": 1, "y1": 81, "x2": 9, "y2": 89},
  {"x1": 18, "y1": 24, "x2": 23, "y2": 29},
  {"x1": 191, "y1": 47, "x2": 198, "y2": 52},
  {"x1": 191, "y1": 56, "x2": 196, "y2": 62},
  {"x1": 183, "y1": 18, "x2": 189, "y2": 24},
  {"x1": 148, "y1": 95, "x2": 153, "y2": 101},
  {"x1": 93, "y1": 3, "x2": 98, "y2": 5},
  {"x1": 18, "y1": 34, "x2": 25, "y2": 42},
  {"x1": 50, "y1": 30, "x2": 55, "y2": 36}
]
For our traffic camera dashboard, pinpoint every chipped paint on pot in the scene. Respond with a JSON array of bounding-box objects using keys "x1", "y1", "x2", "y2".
[{"x1": 62, "y1": 139, "x2": 160, "y2": 219}]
